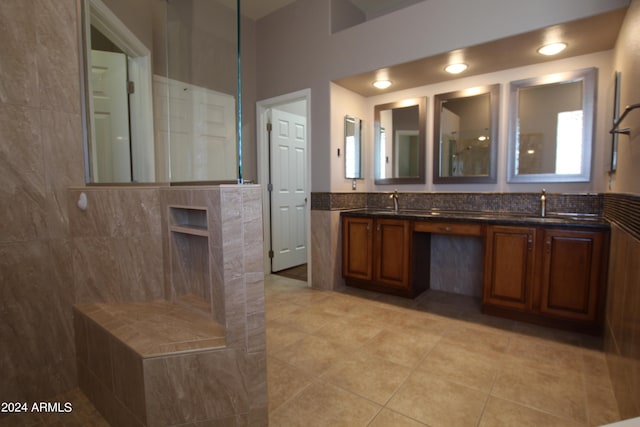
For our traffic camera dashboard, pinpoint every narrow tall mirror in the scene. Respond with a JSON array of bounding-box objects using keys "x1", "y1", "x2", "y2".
[
  {"x1": 508, "y1": 67, "x2": 597, "y2": 183},
  {"x1": 374, "y1": 97, "x2": 427, "y2": 185},
  {"x1": 433, "y1": 84, "x2": 499, "y2": 183},
  {"x1": 344, "y1": 115, "x2": 363, "y2": 179}
]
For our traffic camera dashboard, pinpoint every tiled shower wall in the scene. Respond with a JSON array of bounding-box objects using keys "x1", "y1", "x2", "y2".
[
  {"x1": 71, "y1": 185, "x2": 267, "y2": 425},
  {"x1": 603, "y1": 193, "x2": 640, "y2": 419},
  {"x1": 0, "y1": 0, "x2": 85, "y2": 403},
  {"x1": 68, "y1": 188, "x2": 165, "y2": 304},
  {"x1": 0, "y1": 1, "x2": 267, "y2": 417}
]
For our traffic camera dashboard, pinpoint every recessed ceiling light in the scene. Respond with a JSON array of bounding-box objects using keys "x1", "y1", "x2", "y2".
[
  {"x1": 373, "y1": 80, "x2": 392, "y2": 89},
  {"x1": 537, "y1": 42, "x2": 567, "y2": 56},
  {"x1": 445, "y1": 63, "x2": 468, "y2": 74}
]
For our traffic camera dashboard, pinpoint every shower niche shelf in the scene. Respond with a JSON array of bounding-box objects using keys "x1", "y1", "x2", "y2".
[
  {"x1": 169, "y1": 205, "x2": 209, "y2": 236},
  {"x1": 168, "y1": 206, "x2": 214, "y2": 318}
]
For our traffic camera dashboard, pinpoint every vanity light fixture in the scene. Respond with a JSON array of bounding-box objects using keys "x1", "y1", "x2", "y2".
[
  {"x1": 445, "y1": 63, "x2": 468, "y2": 74},
  {"x1": 537, "y1": 42, "x2": 567, "y2": 56},
  {"x1": 373, "y1": 80, "x2": 392, "y2": 89}
]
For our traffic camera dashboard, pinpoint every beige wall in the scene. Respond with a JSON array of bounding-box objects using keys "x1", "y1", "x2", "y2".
[{"x1": 256, "y1": 0, "x2": 629, "y2": 192}]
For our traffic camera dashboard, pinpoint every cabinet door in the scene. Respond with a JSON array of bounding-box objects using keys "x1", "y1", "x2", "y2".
[
  {"x1": 342, "y1": 217, "x2": 373, "y2": 281},
  {"x1": 483, "y1": 225, "x2": 536, "y2": 311},
  {"x1": 373, "y1": 218, "x2": 411, "y2": 289},
  {"x1": 539, "y1": 229, "x2": 605, "y2": 322}
]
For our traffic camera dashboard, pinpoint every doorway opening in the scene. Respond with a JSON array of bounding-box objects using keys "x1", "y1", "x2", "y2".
[{"x1": 257, "y1": 90, "x2": 311, "y2": 284}]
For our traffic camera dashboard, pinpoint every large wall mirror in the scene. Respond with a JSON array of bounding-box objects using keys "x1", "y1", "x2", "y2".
[
  {"x1": 81, "y1": 0, "x2": 158, "y2": 183},
  {"x1": 374, "y1": 97, "x2": 427, "y2": 185},
  {"x1": 433, "y1": 84, "x2": 499, "y2": 184},
  {"x1": 80, "y1": 0, "x2": 239, "y2": 184},
  {"x1": 507, "y1": 67, "x2": 597, "y2": 183}
]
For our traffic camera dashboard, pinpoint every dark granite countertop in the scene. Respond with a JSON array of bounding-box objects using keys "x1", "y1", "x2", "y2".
[{"x1": 341, "y1": 208, "x2": 610, "y2": 229}]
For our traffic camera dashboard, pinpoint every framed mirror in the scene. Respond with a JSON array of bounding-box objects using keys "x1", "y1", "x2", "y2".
[
  {"x1": 507, "y1": 67, "x2": 597, "y2": 183},
  {"x1": 344, "y1": 115, "x2": 363, "y2": 179},
  {"x1": 433, "y1": 84, "x2": 499, "y2": 183},
  {"x1": 374, "y1": 97, "x2": 427, "y2": 185}
]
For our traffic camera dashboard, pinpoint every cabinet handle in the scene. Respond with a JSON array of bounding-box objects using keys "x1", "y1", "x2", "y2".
[
  {"x1": 439, "y1": 226, "x2": 452, "y2": 232},
  {"x1": 527, "y1": 234, "x2": 533, "y2": 251},
  {"x1": 545, "y1": 238, "x2": 551, "y2": 254},
  {"x1": 377, "y1": 224, "x2": 381, "y2": 232},
  {"x1": 366, "y1": 223, "x2": 370, "y2": 232}
]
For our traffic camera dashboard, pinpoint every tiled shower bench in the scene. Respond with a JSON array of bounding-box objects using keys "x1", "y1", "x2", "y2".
[{"x1": 73, "y1": 300, "x2": 236, "y2": 426}]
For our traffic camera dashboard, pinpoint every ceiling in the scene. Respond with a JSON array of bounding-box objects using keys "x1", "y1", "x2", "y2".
[
  {"x1": 233, "y1": 0, "x2": 421, "y2": 21},
  {"x1": 333, "y1": 8, "x2": 627, "y2": 97},
  {"x1": 227, "y1": 2, "x2": 626, "y2": 96},
  {"x1": 233, "y1": 0, "x2": 296, "y2": 21},
  {"x1": 348, "y1": 0, "x2": 425, "y2": 19}
]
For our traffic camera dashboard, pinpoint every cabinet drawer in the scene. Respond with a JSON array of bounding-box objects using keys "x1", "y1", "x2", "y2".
[{"x1": 413, "y1": 221, "x2": 484, "y2": 236}]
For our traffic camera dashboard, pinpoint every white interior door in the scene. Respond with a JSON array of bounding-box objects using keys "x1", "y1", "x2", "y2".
[
  {"x1": 271, "y1": 108, "x2": 307, "y2": 272},
  {"x1": 90, "y1": 50, "x2": 131, "y2": 182},
  {"x1": 191, "y1": 86, "x2": 237, "y2": 181}
]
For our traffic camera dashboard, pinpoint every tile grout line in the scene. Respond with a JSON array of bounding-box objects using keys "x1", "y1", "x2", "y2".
[{"x1": 475, "y1": 334, "x2": 514, "y2": 427}]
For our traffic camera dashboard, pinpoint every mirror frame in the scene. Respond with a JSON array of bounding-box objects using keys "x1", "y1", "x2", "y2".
[
  {"x1": 344, "y1": 115, "x2": 363, "y2": 179},
  {"x1": 374, "y1": 97, "x2": 427, "y2": 185},
  {"x1": 433, "y1": 84, "x2": 499, "y2": 184},
  {"x1": 507, "y1": 67, "x2": 597, "y2": 183}
]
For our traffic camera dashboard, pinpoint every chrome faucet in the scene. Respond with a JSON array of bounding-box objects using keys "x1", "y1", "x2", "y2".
[
  {"x1": 540, "y1": 188, "x2": 547, "y2": 218},
  {"x1": 390, "y1": 190, "x2": 399, "y2": 212}
]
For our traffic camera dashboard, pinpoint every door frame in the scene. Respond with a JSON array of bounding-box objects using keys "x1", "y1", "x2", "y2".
[{"x1": 257, "y1": 89, "x2": 312, "y2": 284}]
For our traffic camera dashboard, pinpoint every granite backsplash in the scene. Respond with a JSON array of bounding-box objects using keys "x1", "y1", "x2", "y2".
[{"x1": 311, "y1": 192, "x2": 604, "y2": 216}]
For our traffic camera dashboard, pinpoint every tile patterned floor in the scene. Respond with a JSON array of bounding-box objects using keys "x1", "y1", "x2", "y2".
[
  {"x1": 1, "y1": 274, "x2": 622, "y2": 426},
  {"x1": 265, "y1": 274, "x2": 622, "y2": 427}
]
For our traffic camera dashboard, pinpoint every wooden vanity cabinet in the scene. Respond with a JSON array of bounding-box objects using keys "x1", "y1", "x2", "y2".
[
  {"x1": 342, "y1": 216, "x2": 428, "y2": 297},
  {"x1": 341, "y1": 216, "x2": 373, "y2": 282},
  {"x1": 538, "y1": 228, "x2": 607, "y2": 323},
  {"x1": 372, "y1": 218, "x2": 412, "y2": 289},
  {"x1": 482, "y1": 224, "x2": 609, "y2": 333},
  {"x1": 483, "y1": 225, "x2": 536, "y2": 312}
]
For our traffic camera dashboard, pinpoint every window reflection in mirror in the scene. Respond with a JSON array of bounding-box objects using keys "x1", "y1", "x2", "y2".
[
  {"x1": 508, "y1": 68, "x2": 596, "y2": 183},
  {"x1": 374, "y1": 97, "x2": 427, "y2": 185},
  {"x1": 344, "y1": 115, "x2": 363, "y2": 179},
  {"x1": 433, "y1": 84, "x2": 499, "y2": 183}
]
